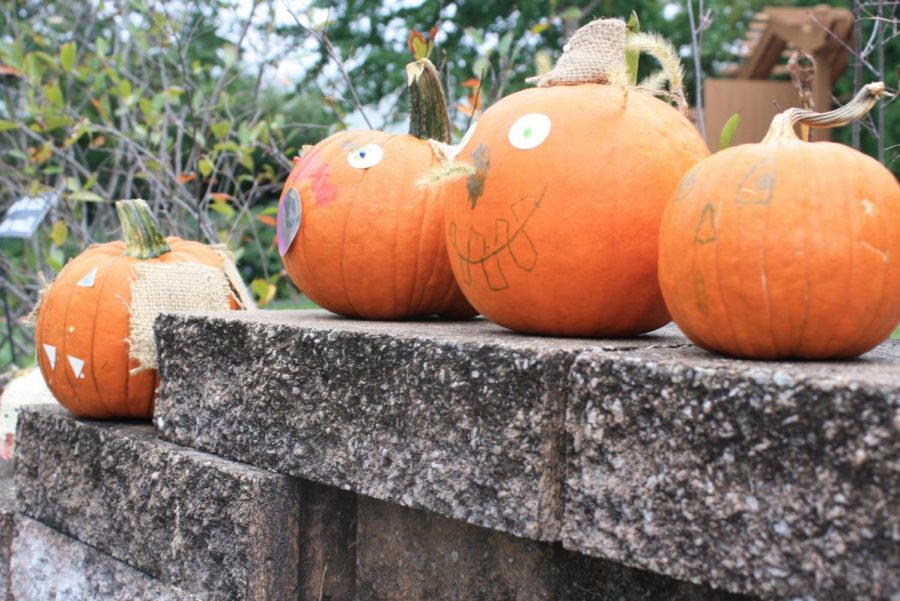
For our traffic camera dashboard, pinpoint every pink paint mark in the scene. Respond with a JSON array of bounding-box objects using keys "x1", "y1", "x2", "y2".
[{"x1": 288, "y1": 148, "x2": 339, "y2": 207}]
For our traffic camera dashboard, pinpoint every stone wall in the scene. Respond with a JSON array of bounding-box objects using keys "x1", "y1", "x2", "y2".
[{"x1": 4, "y1": 310, "x2": 897, "y2": 600}]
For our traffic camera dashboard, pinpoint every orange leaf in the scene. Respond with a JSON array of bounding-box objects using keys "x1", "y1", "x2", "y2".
[
  {"x1": 408, "y1": 30, "x2": 427, "y2": 54},
  {"x1": 209, "y1": 192, "x2": 233, "y2": 202},
  {"x1": 176, "y1": 172, "x2": 197, "y2": 184},
  {"x1": 462, "y1": 78, "x2": 481, "y2": 88},
  {"x1": 0, "y1": 65, "x2": 22, "y2": 78},
  {"x1": 90, "y1": 135, "x2": 106, "y2": 147},
  {"x1": 456, "y1": 103, "x2": 476, "y2": 117},
  {"x1": 257, "y1": 215, "x2": 276, "y2": 227}
]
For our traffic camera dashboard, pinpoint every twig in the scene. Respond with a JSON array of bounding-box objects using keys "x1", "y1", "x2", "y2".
[{"x1": 281, "y1": 1, "x2": 373, "y2": 128}]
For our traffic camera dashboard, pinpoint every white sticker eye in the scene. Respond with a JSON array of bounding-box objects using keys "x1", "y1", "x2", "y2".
[
  {"x1": 507, "y1": 113, "x2": 551, "y2": 150},
  {"x1": 458, "y1": 121, "x2": 477, "y2": 149},
  {"x1": 347, "y1": 144, "x2": 384, "y2": 169}
]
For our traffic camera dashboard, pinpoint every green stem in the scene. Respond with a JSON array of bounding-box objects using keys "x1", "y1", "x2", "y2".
[
  {"x1": 116, "y1": 199, "x2": 171, "y2": 259},
  {"x1": 406, "y1": 58, "x2": 451, "y2": 143}
]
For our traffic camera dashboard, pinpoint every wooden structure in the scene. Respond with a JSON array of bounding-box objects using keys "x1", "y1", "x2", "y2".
[{"x1": 704, "y1": 5, "x2": 854, "y2": 149}]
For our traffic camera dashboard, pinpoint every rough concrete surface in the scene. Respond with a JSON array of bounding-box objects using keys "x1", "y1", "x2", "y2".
[
  {"x1": 0, "y1": 477, "x2": 14, "y2": 601},
  {"x1": 565, "y1": 343, "x2": 900, "y2": 601},
  {"x1": 11, "y1": 516, "x2": 201, "y2": 601},
  {"x1": 15, "y1": 405, "x2": 301, "y2": 601},
  {"x1": 356, "y1": 494, "x2": 752, "y2": 601},
  {"x1": 154, "y1": 311, "x2": 681, "y2": 541}
]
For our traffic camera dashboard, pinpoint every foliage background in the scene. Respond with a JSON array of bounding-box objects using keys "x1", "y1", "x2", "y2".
[{"x1": 0, "y1": 0, "x2": 897, "y2": 370}]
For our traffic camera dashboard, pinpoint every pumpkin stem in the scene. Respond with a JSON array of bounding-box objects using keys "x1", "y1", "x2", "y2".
[
  {"x1": 407, "y1": 58, "x2": 452, "y2": 143},
  {"x1": 116, "y1": 199, "x2": 171, "y2": 259},
  {"x1": 762, "y1": 82, "x2": 888, "y2": 143}
]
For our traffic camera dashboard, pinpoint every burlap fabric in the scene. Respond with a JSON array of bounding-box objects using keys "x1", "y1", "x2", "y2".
[
  {"x1": 127, "y1": 262, "x2": 235, "y2": 373},
  {"x1": 527, "y1": 18, "x2": 627, "y2": 87}
]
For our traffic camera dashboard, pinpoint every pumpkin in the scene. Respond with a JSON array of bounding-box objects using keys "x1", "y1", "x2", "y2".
[
  {"x1": 277, "y1": 59, "x2": 475, "y2": 320},
  {"x1": 438, "y1": 19, "x2": 709, "y2": 337},
  {"x1": 35, "y1": 199, "x2": 252, "y2": 418},
  {"x1": 658, "y1": 82, "x2": 898, "y2": 359}
]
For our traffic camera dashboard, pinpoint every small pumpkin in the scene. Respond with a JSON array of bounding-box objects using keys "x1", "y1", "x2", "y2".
[
  {"x1": 277, "y1": 59, "x2": 475, "y2": 320},
  {"x1": 658, "y1": 83, "x2": 899, "y2": 359},
  {"x1": 35, "y1": 199, "x2": 252, "y2": 418},
  {"x1": 437, "y1": 19, "x2": 709, "y2": 337}
]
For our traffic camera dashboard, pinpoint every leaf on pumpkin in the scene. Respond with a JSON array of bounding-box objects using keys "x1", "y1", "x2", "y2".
[
  {"x1": 408, "y1": 30, "x2": 429, "y2": 60},
  {"x1": 625, "y1": 11, "x2": 640, "y2": 86}
]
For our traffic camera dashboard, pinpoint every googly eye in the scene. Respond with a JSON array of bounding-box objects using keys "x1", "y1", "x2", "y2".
[
  {"x1": 458, "y1": 122, "x2": 477, "y2": 149},
  {"x1": 277, "y1": 188, "x2": 302, "y2": 256},
  {"x1": 507, "y1": 113, "x2": 551, "y2": 150},
  {"x1": 347, "y1": 144, "x2": 384, "y2": 169}
]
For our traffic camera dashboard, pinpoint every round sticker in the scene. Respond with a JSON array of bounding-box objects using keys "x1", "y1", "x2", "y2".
[
  {"x1": 347, "y1": 144, "x2": 384, "y2": 169},
  {"x1": 507, "y1": 113, "x2": 551, "y2": 150}
]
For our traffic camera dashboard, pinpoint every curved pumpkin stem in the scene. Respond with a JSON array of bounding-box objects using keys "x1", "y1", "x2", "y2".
[
  {"x1": 116, "y1": 199, "x2": 171, "y2": 259},
  {"x1": 406, "y1": 58, "x2": 452, "y2": 144},
  {"x1": 762, "y1": 82, "x2": 888, "y2": 143}
]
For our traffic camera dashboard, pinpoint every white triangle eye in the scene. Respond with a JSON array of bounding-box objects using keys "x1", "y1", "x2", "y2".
[
  {"x1": 347, "y1": 144, "x2": 384, "y2": 169},
  {"x1": 508, "y1": 113, "x2": 551, "y2": 150},
  {"x1": 76, "y1": 267, "x2": 97, "y2": 288},
  {"x1": 67, "y1": 355, "x2": 85, "y2": 379}
]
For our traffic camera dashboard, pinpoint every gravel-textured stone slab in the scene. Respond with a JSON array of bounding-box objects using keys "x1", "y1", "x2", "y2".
[
  {"x1": 356, "y1": 494, "x2": 751, "y2": 601},
  {"x1": 15, "y1": 405, "x2": 301, "y2": 601},
  {"x1": 565, "y1": 343, "x2": 900, "y2": 601},
  {"x1": 154, "y1": 310, "x2": 682, "y2": 541},
  {"x1": 11, "y1": 516, "x2": 200, "y2": 601},
  {"x1": 0, "y1": 477, "x2": 14, "y2": 601}
]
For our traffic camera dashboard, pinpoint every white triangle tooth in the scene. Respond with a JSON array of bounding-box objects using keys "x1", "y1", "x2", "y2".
[
  {"x1": 43, "y1": 344, "x2": 57, "y2": 369},
  {"x1": 67, "y1": 355, "x2": 85, "y2": 379}
]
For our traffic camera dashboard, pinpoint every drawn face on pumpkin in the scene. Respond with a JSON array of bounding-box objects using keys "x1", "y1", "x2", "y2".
[{"x1": 442, "y1": 84, "x2": 709, "y2": 337}]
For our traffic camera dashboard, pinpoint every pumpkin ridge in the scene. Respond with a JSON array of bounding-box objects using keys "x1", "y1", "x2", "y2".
[
  {"x1": 59, "y1": 262, "x2": 94, "y2": 416},
  {"x1": 793, "y1": 147, "x2": 812, "y2": 357},
  {"x1": 406, "y1": 168, "x2": 429, "y2": 316},
  {"x1": 86, "y1": 254, "x2": 126, "y2": 417},
  {"x1": 337, "y1": 181, "x2": 362, "y2": 317},
  {"x1": 710, "y1": 177, "x2": 742, "y2": 356},
  {"x1": 758, "y1": 176, "x2": 779, "y2": 357},
  {"x1": 841, "y1": 150, "x2": 893, "y2": 356}
]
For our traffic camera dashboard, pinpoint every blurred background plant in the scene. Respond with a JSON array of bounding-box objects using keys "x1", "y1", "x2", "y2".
[{"x1": 0, "y1": 0, "x2": 897, "y2": 371}]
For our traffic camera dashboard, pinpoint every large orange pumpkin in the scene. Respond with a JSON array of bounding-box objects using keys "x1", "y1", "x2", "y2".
[
  {"x1": 277, "y1": 59, "x2": 475, "y2": 320},
  {"x1": 659, "y1": 83, "x2": 899, "y2": 359},
  {"x1": 35, "y1": 199, "x2": 249, "y2": 418},
  {"x1": 439, "y1": 19, "x2": 709, "y2": 337}
]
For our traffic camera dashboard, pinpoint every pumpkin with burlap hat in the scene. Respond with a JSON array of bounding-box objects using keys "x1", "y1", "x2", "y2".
[{"x1": 432, "y1": 18, "x2": 709, "y2": 337}]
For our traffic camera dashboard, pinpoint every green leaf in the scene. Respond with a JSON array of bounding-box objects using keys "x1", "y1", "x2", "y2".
[
  {"x1": 198, "y1": 157, "x2": 214, "y2": 178},
  {"x1": 209, "y1": 198, "x2": 235, "y2": 219},
  {"x1": 250, "y1": 278, "x2": 277, "y2": 307},
  {"x1": 529, "y1": 22, "x2": 550, "y2": 35},
  {"x1": 472, "y1": 56, "x2": 489, "y2": 79},
  {"x1": 47, "y1": 247, "x2": 64, "y2": 273},
  {"x1": 0, "y1": 119, "x2": 18, "y2": 132},
  {"x1": 44, "y1": 82, "x2": 64, "y2": 107},
  {"x1": 49, "y1": 220, "x2": 68, "y2": 246},
  {"x1": 210, "y1": 119, "x2": 231, "y2": 140},
  {"x1": 625, "y1": 11, "x2": 640, "y2": 86},
  {"x1": 719, "y1": 113, "x2": 741, "y2": 150},
  {"x1": 222, "y1": 44, "x2": 239, "y2": 68},
  {"x1": 464, "y1": 27, "x2": 485, "y2": 46},
  {"x1": 60, "y1": 41, "x2": 76, "y2": 72},
  {"x1": 68, "y1": 190, "x2": 105, "y2": 202},
  {"x1": 559, "y1": 7, "x2": 582, "y2": 20},
  {"x1": 498, "y1": 32, "x2": 514, "y2": 56}
]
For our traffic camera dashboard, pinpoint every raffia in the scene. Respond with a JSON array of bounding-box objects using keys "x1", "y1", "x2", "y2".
[
  {"x1": 526, "y1": 19, "x2": 627, "y2": 87},
  {"x1": 127, "y1": 262, "x2": 234, "y2": 374}
]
